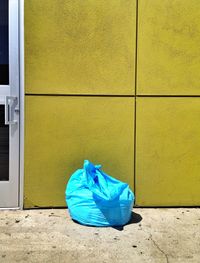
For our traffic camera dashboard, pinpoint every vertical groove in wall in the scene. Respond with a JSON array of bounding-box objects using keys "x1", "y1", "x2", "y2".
[
  {"x1": 134, "y1": 0, "x2": 139, "y2": 204},
  {"x1": 135, "y1": 0, "x2": 138, "y2": 97}
]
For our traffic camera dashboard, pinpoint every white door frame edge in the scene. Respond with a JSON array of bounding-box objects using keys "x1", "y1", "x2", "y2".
[{"x1": 19, "y1": 0, "x2": 24, "y2": 209}]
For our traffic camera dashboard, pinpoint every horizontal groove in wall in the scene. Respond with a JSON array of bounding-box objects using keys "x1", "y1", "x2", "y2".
[
  {"x1": 137, "y1": 95, "x2": 200, "y2": 98},
  {"x1": 25, "y1": 93, "x2": 135, "y2": 98},
  {"x1": 25, "y1": 93, "x2": 200, "y2": 98}
]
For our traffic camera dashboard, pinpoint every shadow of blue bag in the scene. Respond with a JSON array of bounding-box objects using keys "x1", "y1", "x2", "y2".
[{"x1": 65, "y1": 160, "x2": 134, "y2": 226}]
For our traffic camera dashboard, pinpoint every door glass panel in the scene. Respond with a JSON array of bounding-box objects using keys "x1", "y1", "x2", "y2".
[
  {"x1": 0, "y1": 0, "x2": 9, "y2": 85},
  {"x1": 0, "y1": 105, "x2": 9, "y2": 181}
]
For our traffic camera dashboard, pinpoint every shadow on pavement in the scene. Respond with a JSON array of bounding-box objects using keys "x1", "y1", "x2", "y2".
[
  {"x1": 72, "y1": 211, "x2": 143, "y2": 231},
  {"x1": 113, "y1": 211, "x2": 143, "y2": 231}
]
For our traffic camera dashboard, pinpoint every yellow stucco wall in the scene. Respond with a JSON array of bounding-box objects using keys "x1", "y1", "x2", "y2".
[
  {"x1": 137, "y1": 0, "x2": 200, "y2": 95},
  {"x1": 24, "y1": 96, "x2": 134, "y2": 207},
  {"x1": 135, "y1": 0, "x2": 200, "y2": 206},
  {"x1": 25, "y1": 0, "x2": 136, "y2": 95},
  {"x1": 24, "y1": 0, "x2": 136, "y2": 208},
  {"x1": 136, "y1": 98, "x2": 200, "y2": 206},
  {"x1": 25, "y1": 0, "x2": 200, "y2": 207}
]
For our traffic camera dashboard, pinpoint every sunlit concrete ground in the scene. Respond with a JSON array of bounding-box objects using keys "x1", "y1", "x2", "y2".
[{"x1": 0, "y1": 208, "x2": 199, "y2": 262}]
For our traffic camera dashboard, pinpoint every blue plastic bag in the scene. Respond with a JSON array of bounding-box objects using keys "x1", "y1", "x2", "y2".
[{"x1": 66, "y1": 160, "x2": 134, "y2": 226}]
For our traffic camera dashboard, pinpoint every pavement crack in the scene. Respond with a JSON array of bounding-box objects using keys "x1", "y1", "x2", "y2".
[{"x1": 149, "y1": 234, "x2": 169, "y2": 263}]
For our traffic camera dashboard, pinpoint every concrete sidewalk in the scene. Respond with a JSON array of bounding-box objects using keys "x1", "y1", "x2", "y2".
[{"x1": 0, "y1": 208, "x2": 199, "y2": 263}]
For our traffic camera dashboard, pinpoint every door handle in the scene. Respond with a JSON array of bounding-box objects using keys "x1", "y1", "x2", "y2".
[{"x1": 5, "y1": 96, "x2": 18, "y2": 125}]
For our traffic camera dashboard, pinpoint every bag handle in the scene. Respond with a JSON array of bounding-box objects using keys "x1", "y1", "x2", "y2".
[{"x1": 83, "y1": 160, "x2": 127, "y2": 201}]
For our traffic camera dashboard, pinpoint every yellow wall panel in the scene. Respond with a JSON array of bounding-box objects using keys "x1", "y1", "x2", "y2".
[
  {"x1": 25, "y1": 0, "x2": 136, "y2": 95},
  {"x1": 138, "y1": 0, "x2": 200, "y2": 95},
  {"x1": 136, "y1": 98, "x2": 200, "y2": 206},
  {"x1": 25, "y1": 96, "x2": 134, "y2": 208}
]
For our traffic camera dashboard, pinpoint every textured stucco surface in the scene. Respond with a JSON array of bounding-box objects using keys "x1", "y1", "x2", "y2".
[
  {"x1": 25, "y1": 0, "x2": 136, "y2": 95},
  {"x1": 138, "y1": 0, "x2": 200, "y2": 95},
  {"x1": 24, "y1": 96, "x2": 134, "y2": 208},
  {"x1": 24, "y1": 0, "x2": 200, "y2": 208},
  {"x1": 136, "y1": 97, "x2": 200, "y2": 206}
]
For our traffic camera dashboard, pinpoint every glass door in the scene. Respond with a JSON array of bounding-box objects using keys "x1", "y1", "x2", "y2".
[{"x1": 0, "y1": 0, "x2": 19, "y2": 208}]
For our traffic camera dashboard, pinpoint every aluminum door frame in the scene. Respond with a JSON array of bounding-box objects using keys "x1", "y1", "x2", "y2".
[
  {"x1": 19, "y1": 0, "x2": 24, "y2": 209},
  {"x1": 0, "y1": 0, "x2": 20, "y2": 208}
]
